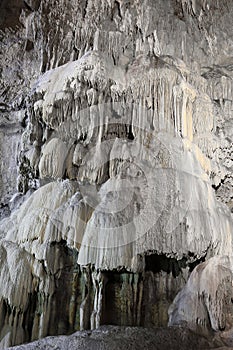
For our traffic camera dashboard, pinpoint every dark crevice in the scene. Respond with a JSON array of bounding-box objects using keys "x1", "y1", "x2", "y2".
[
  {"x1": 25, "y1": 39, "x2": 34, "y2": 51},
  {"x1": 23, "y1": 1, "x2": 33, "y2": 11},
  {"x1": 145, "y1": 254, "x2": 187, "y2": 277},
  {"x1": 79, "y1": 133, "x2": 87, "y2": 142},
  {"x1": 127, "y1": 124, "x2": 135, "y2": 140},
  {"x1": 212, "y1": 178, "x2": 225, "y2": 191},
  {"x1": 114, "y1": 1, "x2": 121, "y2": 19},
  {"x1": 189, "y1": 255, "x2": 206, "y2": 272},
  {"x1": 82, "y1": 0, "x2": 88, "y2": 19},
  {"x1": 22, "y1": 291, "x2": 38, "y2": 340},
  {"x1": 145, "y1": 253, "x2": 206, "y2": 277},
  {"x1": 102, "y1": 270, "x2": 142, "y2": 326},
  {"x1": 112, "y1": 53, "x2": 116, "y2": 66}
]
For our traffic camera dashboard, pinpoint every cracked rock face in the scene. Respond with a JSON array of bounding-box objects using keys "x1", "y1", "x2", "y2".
[{"x1": 0, "y1": 0, "x2": 233, "y2": 348}]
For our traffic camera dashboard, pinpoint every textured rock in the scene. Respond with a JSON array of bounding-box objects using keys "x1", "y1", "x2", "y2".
[
  {"x1": 0, "y1": 0, "x2": 233, "y2": 348},
  {"x1": 169, "y1": 256, "x2": 233, "y2": 332},
  {"x1": 21, "y1": 50, "x2": 233, "y2": 271},
  {"x1": 6, "y1": 325, "x2": 213, "y2": 350}
]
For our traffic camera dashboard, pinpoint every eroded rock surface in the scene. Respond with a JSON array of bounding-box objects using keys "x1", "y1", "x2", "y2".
[{"x1": 7, "y1": 325, "x2": 213, "y2": 350}]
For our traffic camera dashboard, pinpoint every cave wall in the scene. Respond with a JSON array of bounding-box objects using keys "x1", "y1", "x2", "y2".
[{"x1": 0, "y1": 0, "x2": 233, "y2": 348}]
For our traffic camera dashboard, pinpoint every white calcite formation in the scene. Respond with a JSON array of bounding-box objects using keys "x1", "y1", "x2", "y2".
[
  {"x1": 0, "y1": 0, "x2": 233, "y2": 349},
  {"x1": 169, "y1": 255, "x2": 233, "y2": 333},
  {"x1": 20, "y1": 49, "x2": 232, "y2": 272}
]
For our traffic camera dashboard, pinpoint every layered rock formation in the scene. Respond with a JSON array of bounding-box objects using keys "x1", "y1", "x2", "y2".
[{"x1": 0, "y1": 0, "x2": 233, "y2": 348}]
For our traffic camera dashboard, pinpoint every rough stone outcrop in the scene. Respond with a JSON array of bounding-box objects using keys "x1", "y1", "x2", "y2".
[
  {"x1": 169, "y1": 256, "x2": 233, "y2": 332},
  {"x1": 6, "y1": 325, "x2": 213, "y2": 350},
  {"x1": 0, "y1": 0, "x2": 233, "y2": 348}
]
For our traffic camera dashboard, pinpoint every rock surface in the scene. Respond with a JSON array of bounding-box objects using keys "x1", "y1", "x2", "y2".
[
  {"x1": 6, "y1": 325, "x2": 213, "y2": 350},
  {"x1": 0, "y1": 0, "x2": 233, "y2": 348},
  {"x1": 169, "y1": 256, "x2": 233, "y2": 333}
]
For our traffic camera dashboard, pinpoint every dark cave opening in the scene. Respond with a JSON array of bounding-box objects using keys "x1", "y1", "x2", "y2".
[
  {"x1": 145, "y1": 254, "x2": 187, "y2": 277},
  {"x1": 145, "y1": 253, "x2": 206, "y2": 276}
]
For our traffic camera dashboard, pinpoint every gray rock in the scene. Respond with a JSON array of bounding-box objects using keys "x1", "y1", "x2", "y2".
[{"x1": 7, "y1": 325, "x2": 212, "y2": 350}]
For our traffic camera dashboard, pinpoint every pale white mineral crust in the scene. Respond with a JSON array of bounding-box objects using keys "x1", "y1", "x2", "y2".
[{"x1": 0, "y1": 0, "x2": 233, "y2": 348}]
